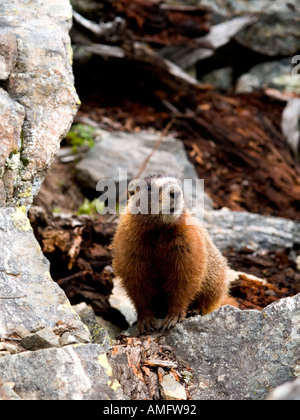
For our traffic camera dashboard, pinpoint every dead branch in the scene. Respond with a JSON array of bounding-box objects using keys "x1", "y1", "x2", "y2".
[
  {"x1": 144, "y1": 359, "x2": 178, "y2": 368},
  {"x1": 160, "y1": 15, "x2": 258, "y2": 69},
  {"x1": 73, "y1": 11, "x2": 126, "y2": 41}
]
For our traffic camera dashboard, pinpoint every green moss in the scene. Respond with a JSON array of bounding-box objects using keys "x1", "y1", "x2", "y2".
[
  {"x1": 8, "y1": 146, "x2": 19, "y2": 159},
  {"x1": 65, "y1": 123, "x2": 96, "y2": 153},
  {"x1": 77, "y1": 198, "x2": 103, "y2": 217},
  {"x1": 20, "y1": 157, "x2": 29, "y2": 167}
]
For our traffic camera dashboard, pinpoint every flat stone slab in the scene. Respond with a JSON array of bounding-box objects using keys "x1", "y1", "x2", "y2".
[
  {"x1": 165, "y1": 293, "x2": 300, "y2": 400},
  {"x1": 204, "y1": 208, "x2": 300, "y2": 251},
  {"x1": 76, "y1": 130, "x2": 213, "y2": 211},
  {"x1": 0, "y1": 207, "x2": 87, "y2": 339},
  {"x1": 0, "y1": 343, "x2": 124, "y2": 400}
]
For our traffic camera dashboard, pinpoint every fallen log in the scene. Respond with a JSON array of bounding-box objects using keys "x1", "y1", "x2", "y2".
[
  {"x1": 181, "y1": 91, "x2": 300, "y2": 219},
  {"x1": 160, "y1": 14, "x2": 258, "y2": 69}
]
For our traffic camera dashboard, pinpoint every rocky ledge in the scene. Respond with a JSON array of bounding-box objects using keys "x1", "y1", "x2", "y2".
[
  {"x1": 0, "y1": 0, "x2": 79, "y2": 208},
  {"x1": 164, "y1": 294, "x2": 300, "y2": 400},
  {"x1": 0, "y1": 0, "x2": 299, "y2": 401}
]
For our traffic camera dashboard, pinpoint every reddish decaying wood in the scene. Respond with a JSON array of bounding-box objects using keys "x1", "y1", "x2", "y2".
[{"x1": 78, "y1": 89, "x2": 300, "y2": 221}]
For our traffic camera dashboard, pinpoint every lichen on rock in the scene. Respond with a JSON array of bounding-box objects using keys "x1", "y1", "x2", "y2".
[{"x1": 0, "y1": 0, "x2": 80, "y2": 208}]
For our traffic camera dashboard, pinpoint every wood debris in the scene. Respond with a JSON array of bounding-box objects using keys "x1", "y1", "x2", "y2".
[
  {"x1": 29, "y1": 207, "x2": 127, "y2": 330},
  {"x1": 71, "y1": 1, "x2": 255, "y2": 107},
  {"x1": 109, "y1": 333, "x2": 191, "y2": 400}
]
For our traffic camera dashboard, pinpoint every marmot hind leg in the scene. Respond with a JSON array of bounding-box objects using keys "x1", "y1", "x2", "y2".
[
  {"x1": 192, "y1": 254, "x2": 229, "y2": 316},
  {"x1": 190, "y1": 288, "x2": 226, "y2": 316}
]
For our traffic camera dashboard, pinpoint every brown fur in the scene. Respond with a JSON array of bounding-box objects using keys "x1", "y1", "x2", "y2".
[{"x1": 112, "y1": 178, "x2": 229, "y2": 334}]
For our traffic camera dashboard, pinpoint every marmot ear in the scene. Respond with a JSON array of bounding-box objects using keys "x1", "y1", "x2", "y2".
[
  {"x1": 128, "y1": 179, "x2": 138, "y2": 199},
  {"x1": 128, "y1": 178, "x2": 139, "y2": 189},
  {"x1": 128, "y1": 190, "x2": 135, "y2": 199},
  {"x1": 128, "y1": 178, "x2": 147, "y2": 198}
]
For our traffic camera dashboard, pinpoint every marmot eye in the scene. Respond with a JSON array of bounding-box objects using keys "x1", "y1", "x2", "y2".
[{"x1": 128, "y1": 190, "x2": 135, "y2": 197}]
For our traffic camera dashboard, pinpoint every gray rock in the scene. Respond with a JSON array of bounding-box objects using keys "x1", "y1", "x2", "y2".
[
  {"x1": 0, "y1": 0, "x2": 124, "y2": 402},
  {"x1": 76, "y1": 130, "x2": 213, "y2": 210},
  {"x1": 236, "y1": 59, "x2": 300, "y2": 94},
  {"x1": 204, "y1": 209, "x2": 300, "y2": 251},
  {"x1": 0, "y1": 88, "x2": 25, "y2": 203},
  {"x1": 0, "y1": 0, "x2": 80, "y2": 207},
  {"x1": 0, "y1": 342, "x2": 19, "y2": 355},
  {"x1": 160, "y1": 15, "x2": 257, "y2": 71},
  {"x1": 160, "y1": 373, "x2": 187, "y2": 400},
  {"x1": 197, "y1": 0, "x2": 300, "y2": 56},
  {"x1": 267, "y1": 378, "x2": 300, "y2": 400},
  {"x1": 0, "y1": 382, "x2": 22, "y2": 400},
  {"x1": 73, "y1": 302, "x2": 112, "y2": 350},
  {"x1": 13, "y1": 325, "x2": 31, "y2": 339},
  {"x1": 59, "y1": 331, "x2": 89, "y2": 346},
  {"x1": 200, "y1": 67, "x2": 233, "y2": 91},
  {"x1": 0, "y1": 207, "x2": 89, "y2": 342},
  {"x1": 21, "y1": 328, "x2": 60, "y2": 351},
  {"x1": 0, "y1": 344, "x2": 125, "y2": 400},
  {"x1": 0, "y1": 32, "x2": 17, "y2": 81},
  {"x1": 235, "y1": 13, "x2": 300, "y2": 57},
  {"x1": 198, "y1": 0, "x2": 299, "y2": 18},
  {"x1": 281, "y1": 98, "x2": 300, "y2": 158},
  {"x1": 235, "y1": 74, "x2": 261, "y2": 94},
  {"x1": 165, "y1": 293, "x2": 300, "y2": 400}
]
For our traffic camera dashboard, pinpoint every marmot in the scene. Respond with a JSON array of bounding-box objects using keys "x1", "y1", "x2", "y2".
[{"x1": 112, "y1": 175, "x2": 229, "y2": 334}]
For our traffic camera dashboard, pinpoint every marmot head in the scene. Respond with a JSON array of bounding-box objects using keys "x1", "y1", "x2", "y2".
[{"x1": 126, "y1": 175, "x2": 185, "y2": 224}]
